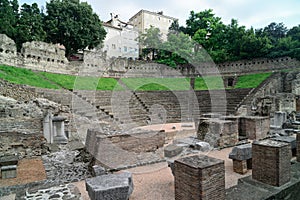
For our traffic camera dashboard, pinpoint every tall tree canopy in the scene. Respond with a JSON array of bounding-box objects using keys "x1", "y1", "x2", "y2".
[
  {"x1": 138, "y1": 26, "x2": 162, "y2": 59},
  {"x1": 0, "y1": 0, "x2": 19, "y2": 39},
  {"x1": 44, "y1": 0, "x2": 106, "y2": 57},
  {"x1": 15, "y1": 3, "x2": 46, "y2": 50}
]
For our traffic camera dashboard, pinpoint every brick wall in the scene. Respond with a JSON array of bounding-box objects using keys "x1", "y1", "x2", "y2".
[
  {"x1": 252, "y1": 139, "x2": 291, "y2": 186},
  {"x1": 174, "y1": 155, "x2": 225, "y2": 200}
]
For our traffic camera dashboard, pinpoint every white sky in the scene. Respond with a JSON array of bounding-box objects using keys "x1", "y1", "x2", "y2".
[{"x1": 20, "y1": 0, "x2": 300, "y2": 29}]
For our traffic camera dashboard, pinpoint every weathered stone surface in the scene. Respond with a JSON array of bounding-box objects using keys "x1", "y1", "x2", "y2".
[
  {"x1": 194, "y1": 141, "x2": 211, "y2": 152},
  {"x1": 270, "y1": 136, "x2": 296, "y2": 150},
  {"x1": 229, "y1": 143, "x2": 252, "y2": 161},
  {"x1": 239, "y1": 116, "x2": 270, "y2": 140},
  {"x1": 85, "y1": 172, "x2": 133, "y2": 200},
  {"x1": 252, "y1": 139, "x2": 291, "y2": 187},
  {"x1": 92, "y1": 165, "x2": 106, "y2": 177},
  {"x1": 272, "y1": 111, "x2": 287, "y2": 128},
  {"x1": 173, "y1": 136, "x2": 201, "y2": 147},
  {"x1": 174, "y1": 155, "x2": 225, "y2": 200},
  {"x1": 197, "y1": 119, "x2": 238, "y2": 148},
  {"x1": 1, "y1": 165, "x2": 17, "y2": 179},
  {"x1": 164, "y1": 144, "x2": 183, "y2": 158},
  {"x1": 232, "y1": 160, "x2": 248, "y2": 174}
]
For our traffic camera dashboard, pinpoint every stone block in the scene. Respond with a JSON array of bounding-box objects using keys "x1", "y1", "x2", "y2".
[
  {"x1": 0, "y1": 155, "x2": 18, "y2": 166},
  {"x1": 1, "y1": 165, "x2": 17, "y2": 179},
  {"x1": 194, "y1": 142, "x2": 211, "y2": 152},
  {"x1": 86, "y1": 172, "x2": 133, "y2": 200},
  {"x1": 229, "y1": 143, "x2": 252, "y2": 161},
  {"x1": 92, "y1": 165, "x2": 106, "y2": 177},
  {"x1": 252, "y1": 139, "x2": 291, "y2": 187},
  {"x1": 233, "y1": 160, "x2": 247, "y2": 174},
  {"x1": 173, "y1": 137, "x2": 200, "y2": 147},
  {"x1": 270, "y1": 136, "x2": 296, "y2": 150},
  {"x1": 197, "y1": 119, "x2": 238, "y2": 148},
  {"x1": 164, "y1": 144, "x2": 183, "y2": 158},
  {"x1": 239, "y1": 116, "x2": 270, "y2": 140},
  {"x1": 174, "y1": 155, "x2": 225, "y2": 200},
  {"x1": 273, "y1": 111, "x2": 287, "y2": 128}
]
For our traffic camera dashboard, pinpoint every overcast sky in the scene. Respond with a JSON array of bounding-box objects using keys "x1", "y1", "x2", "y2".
[{"x1": 19, "y1": 0, "x2": 300, "y2": 29}]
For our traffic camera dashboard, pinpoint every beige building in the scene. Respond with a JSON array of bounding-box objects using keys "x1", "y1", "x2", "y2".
[
  {"x1": 128, "y1": 10, "x2": 178, "y2": 41},
  {"x1": 102, "y1": 14, "x2": 139, "y2": 59}
]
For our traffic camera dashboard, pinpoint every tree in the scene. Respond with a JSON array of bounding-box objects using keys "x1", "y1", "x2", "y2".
[
  {"x1": 222, "y1": 19, "x2": 247, "y2": 61},
  {"x1": 138, "y1": 26, "x2": 162, "y2": 59},
  {"x1": 0, "y1": 0, "x2": 19, "y2": 39},
  {"x1": 44, "y1": 0, "x2": 106, "y2": 57},
  {"x1": 185, "y1": 9, "x2": 222, "y2": 37},
  {"x1": 157, "y1": 32, "x2": 194, "y2": 67},
  {"x1": 168, "y1": 20, "x2": 185, "y2": 34},
  {"x1": 15, "y1": 3, "x2": 46, "y2": 50},
  {"x1": 240, "y1": 28, "x2": 271, "y2": 59},
  {"x1": 262, "y1": 22, "x2": 288, "y2": 44}
]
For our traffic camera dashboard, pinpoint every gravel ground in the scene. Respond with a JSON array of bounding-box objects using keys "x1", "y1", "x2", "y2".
[{"x1": 73, "y1": 147, "x2": 252, "y2": 200}]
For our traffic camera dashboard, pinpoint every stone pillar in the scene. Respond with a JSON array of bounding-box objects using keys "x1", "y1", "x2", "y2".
[
  {"x1": 174, "y1": 155, "x2": 225, "y2": 200},
  {"x1": 52, "y1": 116, "x2": 68, "y2": 144},
  {"x1": 43, "y1": 112, "x2": 53, "y2": 143},
  {"x1": 297, "y1": 134, "x2": 300, "y2": 162},
  {"x1": 252, "y1": 139, "x2": 291, "y2": 186},
  {"x1": 273, "y1": 111, "x2": 287, "y2": 128}
]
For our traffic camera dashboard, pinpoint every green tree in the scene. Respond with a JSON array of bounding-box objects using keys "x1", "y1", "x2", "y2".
[
  {"x1": 157, "y1": 32, "x2": 194, "y2": 67},
  {"x1": 240, "y1": 28, "x2": 271, "y2": 59},
  {"x1": 263, "y1": 22, "x2": 287, "y2": 44},
  {"x1": 0, "y1": 0, "x2": 19, "y2": 39},
  {"x1": 223, "y1": 19, "x2": 247, "y2": 61},
  {"x1": 138, "y1": 26, "x2": 162, "y2": 59},
  {"x1": 287, "y1": 25, "x2": 300, "y2": 60},
  {"x1": 15, "y1": 3, "x2": 46, "y2": 51},
  {"x1": 185, "y1": 9, "x2": 222, "y2": 37},
  {"x1": 44, "y1": 0, "x2": 106, "y2": 57}
]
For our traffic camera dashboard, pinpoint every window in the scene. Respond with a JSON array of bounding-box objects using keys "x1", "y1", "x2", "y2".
[
  {"x1": 112, "y1": 44, "x2": 116, "y2": 49},
  {"x1": 124, "y1": 46, "x2": 127, "y2": 52}
]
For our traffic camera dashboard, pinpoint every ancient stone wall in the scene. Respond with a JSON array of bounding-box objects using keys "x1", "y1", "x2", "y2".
[
  {"x1": 0, "y1": 79, "x2": 72, "y2": 136},
  {"x1": 0, "y1": 79, "x2": 38, "y2": 101},
  {"x1": 246, "y1": 71, "x2": 300, "y2": 116},
  {"x1": 0, "y1": 132, "x2": 46, "y2": 158},
  {"x1": 104, "y1": 131, "x2": 165, "y2": 153},
  {"x1": 1, "y1": 34, "x2": 299, "y2": 77}
]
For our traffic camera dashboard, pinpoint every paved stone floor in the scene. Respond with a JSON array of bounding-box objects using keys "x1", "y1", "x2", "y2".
[{"x1": 24, "y1": 184, "x2": 81, "y2": 200}]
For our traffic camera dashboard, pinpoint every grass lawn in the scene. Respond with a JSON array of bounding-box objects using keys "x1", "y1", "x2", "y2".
[
  {"x1": 234, "y1": 73, "x2": 272, "y2": 89},
  {"x1": 194, "y1": 76, "x2": 225, "y2": 90},
  {"x1": 0, "y1": 65, "x2": 274, "y2": 91},
  {"x1": 0, "y1": 65, "x2": 59, "y2": 89},
  {"x1": 41, "y1": 72, "x2": 123, "y2": 90},
  {"x1": 121, "y1": 77, "x2": 191, "y2": 91}
]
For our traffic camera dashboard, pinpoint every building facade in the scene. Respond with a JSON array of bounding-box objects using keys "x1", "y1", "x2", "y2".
[
  {"x1": 128, "y1": 10, "x2": 178, "y2": 41},
  {"x1": 102, "y1": 14, "x2": 139, "y2": 59}
]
